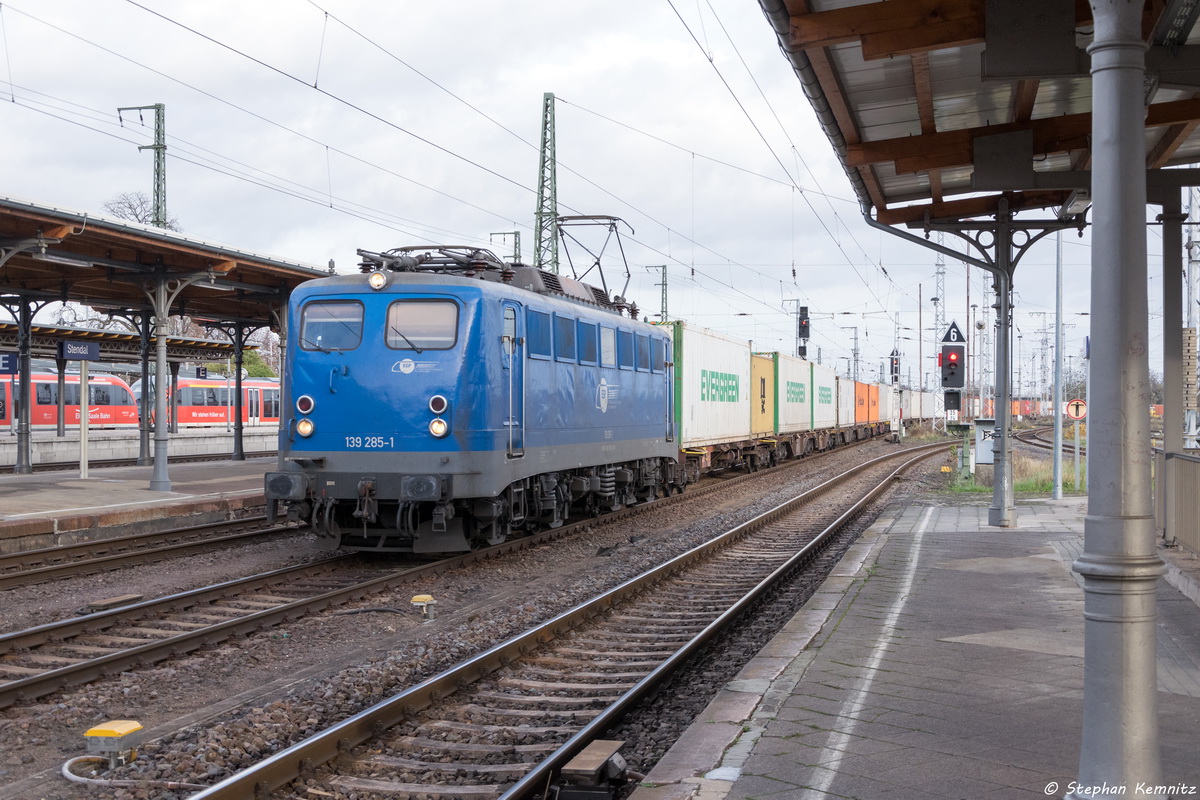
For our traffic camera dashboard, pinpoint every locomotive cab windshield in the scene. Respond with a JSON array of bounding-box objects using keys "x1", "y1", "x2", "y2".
[
  {"x1": 385, "y1": 300, "x2": 459, "y2": 351},
  {"x1": 300, "y1": 301, "x2": 363, "y2": 351}
]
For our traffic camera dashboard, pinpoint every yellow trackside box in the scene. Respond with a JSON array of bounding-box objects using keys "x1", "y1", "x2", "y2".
[{"x1": 85, "y1": 719, "x2": 144, "y2": 755}]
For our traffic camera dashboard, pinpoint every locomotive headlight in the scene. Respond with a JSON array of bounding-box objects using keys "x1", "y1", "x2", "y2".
[
  {"x1": 367, "y1": 271, "x2": 388, "y2": 290},
  {"x1": 296, "y1": 395, "x2": 315, "y2": 414},
  {"x1": 296, "y1": 418, "x2": 316, "y2": 437},
  {"x1": 429, "y1": 395, "x2": 448, "y2": 415},
  {"x1": 429, "y1": 417, "x2": 448, "y2": 438}
]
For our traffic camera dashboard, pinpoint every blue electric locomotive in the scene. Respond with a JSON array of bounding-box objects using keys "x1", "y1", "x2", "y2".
[{"x1": 264, "y1": 246, "x2": 681, "y2": 552}]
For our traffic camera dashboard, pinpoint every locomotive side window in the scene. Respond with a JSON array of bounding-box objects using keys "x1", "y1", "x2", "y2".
[
  {"x1": 635, "y1": 334, "x2": 650, "y2": 371},
  {"x1": 527, "y1": 310, "x2": 551, "y2": 359},
  {"x1": 578, "y1": 321, "x2": 598, "y2": 365},
  {"x1": 600, "y1": 327, "x2": 617, "y2": 367},
  {"x1": 386, "y1": 300, "x2": 458, "y2": 350},
  {"x1": 554, "y1": 314, "x2": 576, "y2": 362},
  {"x1": 653, "y1": 338, "x2": 667, "y2": 373},
  {"x1": 300, "y1": 301, "x2": 364, "y2": 351},
  {"x1": 502, "y1": 307, "x2": 517, "y2": 355},
  {"x1": 617, "y1": 330, "x2": 634, "y2": 370}
]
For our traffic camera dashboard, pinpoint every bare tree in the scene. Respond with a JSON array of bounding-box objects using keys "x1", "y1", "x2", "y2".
[{"x1": 102, "y1": 191, "x2": 181, "y2": 231}]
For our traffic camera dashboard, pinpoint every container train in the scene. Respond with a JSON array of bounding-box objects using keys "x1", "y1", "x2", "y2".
[
  {"x1": 0, "y1": 373, "x2": 279, "y2": 430},
  {"x1": 263, "y1": 245, "x2": 940, "y2": 554}
]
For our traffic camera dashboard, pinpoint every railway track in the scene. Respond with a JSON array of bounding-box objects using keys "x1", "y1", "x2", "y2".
[
  {"x1": 1014, "y1": 425, "x2": 1087, "y2": 455},
  {"x1": 184, "y1": 441, "x2": 946, "y2": 800},
  {"x1": 2, "y1": 437, "x2": 932, "y2": 717},
  {"x1": 0, "y1": 515, "x2": 293, "y2": 590}
]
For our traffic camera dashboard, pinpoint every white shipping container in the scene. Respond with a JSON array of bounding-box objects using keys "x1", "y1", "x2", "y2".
[
  {"x1": 879, "y1": 384, "x2": 899, "y2": 422},
  {"x1": 899, "y1": 388, "x2": 914, "y2": 420},
  {"x1": 672, "y1": 321, "x2": 752, "y2": 447},
  {"x1": 920, "y1": 390, "x2": 938, "y2": 420},
  {"x1": 776, "y1": 354, "x2": 813, "y2": 433},
  {"x1": 836, "y1": 376, "x2": 856, "y2": 427},
  {"x1": 812, "y1": 363, "x2": 838, "y2": 429}
]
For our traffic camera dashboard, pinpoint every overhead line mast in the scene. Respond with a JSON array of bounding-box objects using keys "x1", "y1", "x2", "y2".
[
  {"x1": 117, "y1": 104, "x2": 167, "y2": 228},
  {"x1": 533, "y1": 92, "x2": 559, "y2": 274}
]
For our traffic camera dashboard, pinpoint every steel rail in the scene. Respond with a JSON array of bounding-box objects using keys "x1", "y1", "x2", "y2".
[
  {"x1": 187, "y1": 441, "x2": 947, "y2": 800},
  {"x1": 0, "y1": 438, "x2": 912, "y2": 710},
  {"x1": 0, "y1": 517, "x2": 289, "y2": 589}
]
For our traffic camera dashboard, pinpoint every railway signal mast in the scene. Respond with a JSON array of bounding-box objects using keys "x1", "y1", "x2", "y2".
[{"x1": 940, "y1": 322, "x2": 967, "y2": 414}]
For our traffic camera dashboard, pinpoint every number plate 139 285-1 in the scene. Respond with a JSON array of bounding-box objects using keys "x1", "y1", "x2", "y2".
[{"x1": 344, "y1": 436, "x2": 394, "y2": 449}]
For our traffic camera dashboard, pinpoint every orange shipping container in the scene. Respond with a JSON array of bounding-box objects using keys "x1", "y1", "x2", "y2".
[
  {"x1": 868, "y1": 384, "x2": 880, "y2": 424},
  {"x1": 855, "y1": 381, "x2": 870, "y2": 424}
]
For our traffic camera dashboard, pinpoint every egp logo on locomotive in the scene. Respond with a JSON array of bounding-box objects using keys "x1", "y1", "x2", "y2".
[{"x1": 595, "y1": 378, "x2": 620, "y2": 413}]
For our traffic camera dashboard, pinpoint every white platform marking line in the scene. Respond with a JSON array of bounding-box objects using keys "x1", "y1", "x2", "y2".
[{"x1": 800, "y1": 505, "x2": 935, "y2": 800}]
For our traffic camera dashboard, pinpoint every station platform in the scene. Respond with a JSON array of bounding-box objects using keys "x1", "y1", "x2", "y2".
[
  {"x1": 0, "y1": 456, "x2": 271, "y2": 553},
  {"x1": 630, "y1": 498, "x2": 1200, "y2": 800},
  {"x1": 0, "y1": 425, "x2": 277, "y2": 466}
]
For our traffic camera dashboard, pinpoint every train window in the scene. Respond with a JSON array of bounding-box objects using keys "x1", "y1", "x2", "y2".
[
  {"x1": 386, "y1": 300, "x2": 458, "y2": 350},
  {"x1": 653, "y1": 339, "x2": 667, "y2": 373},
  {"x1": 63, "y1": 385, "x2": 81, "y2": 405},
  {"x1": 578, "y1": 321, "x2": 598, "y2": 365},
  {"x1": 600, "y1": 327, "x2": 617, "y2": 367},
  {"x1": 617, "y1": 330, "x2": 634, "y2": 370},
  {"x1": 36, "y1": 384, "x2": 53, "y2": 405},
  {"x1": 301, "y1": 301, "x2": 364, "y2": 351},
  {"x1": 527, "y1": 310, "x2": 551, "y2": 358},
  {"x1": 636, "y1": 335, "x2": 650, "y2": 371},
  {"x1": 554, "y1": 315, "x2": 576, "y2": 361},
  {"x1": 91, "y1": 386, "x2": 113, "y2": 406},
  {"x1": 263, "y1": 389, "x2": 280, "y2": 418}
]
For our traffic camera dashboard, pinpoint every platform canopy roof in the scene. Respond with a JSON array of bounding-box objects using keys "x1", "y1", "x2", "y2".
[
  {"x1": 0, "y1": 195, "x2": 330, "y2": 326},
  {"x1": 0, "y1": 322, "x2": 257, "y2": 363},
  {"x1": 756, "y1": 0, "x2": 1200, "y2": 226}
]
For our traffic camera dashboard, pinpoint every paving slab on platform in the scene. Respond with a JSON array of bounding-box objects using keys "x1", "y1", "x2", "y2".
[
  {"x1": 0, "y1": 457, "x2": 271, "y2": 551},
  {"x1": 630, "y1": 498, "x2": 1200, "y2": 800}
]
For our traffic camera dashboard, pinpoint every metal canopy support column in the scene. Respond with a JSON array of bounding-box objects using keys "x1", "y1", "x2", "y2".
[
  {"x1": 1069, "y1": 1, "x2": 1164, "y2": 796},
  {"x1": 13, "y1": 300, "x2": 34, "y2": 473},
  {"x1": 143, "y1": 272, "x2": 211, "y2": 491},
  {"x1": 867, "y1": 204, "x2": 1074, "y2": 528},
  {"x1": 1161, "y1": 194, "x2": 1185, "y2": 458},
  {"x1": 0, "y1": 296, "x2": 50, "y2": 474},
  {"x1": 137, "y1": 313, "x2": 152, "y2": 465}
]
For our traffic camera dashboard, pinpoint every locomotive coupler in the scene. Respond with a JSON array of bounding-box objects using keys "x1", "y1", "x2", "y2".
[
  {"x1": 431, "y1": 502, "x2": 454, "y2": 533},
  {"x1": 353, "y1": 478, "x2": 378, "y2": 523}
]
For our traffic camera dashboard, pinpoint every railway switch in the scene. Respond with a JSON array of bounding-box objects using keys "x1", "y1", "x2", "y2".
[
  {"x1": 84, "y1": 719, "x2": 144, "y2": 769},
  {"x1": 411, "y1": 594, "x2": 437, "y2": 620},
  {"x1": 553, "y1": 739, "x2": 630, "y2": 800}
]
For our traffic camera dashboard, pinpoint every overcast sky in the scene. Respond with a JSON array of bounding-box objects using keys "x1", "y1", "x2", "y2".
[{"x1": 0, "y1": 0, "x2": 1122, "y2": 393}]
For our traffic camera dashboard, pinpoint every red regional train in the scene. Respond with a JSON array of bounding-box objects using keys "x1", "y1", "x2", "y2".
[
  {"x1": 132, "y1": 376, "x2": 281, "y2": 427},
  {"x1": 0, "y1": 372, "x2": 139, "y2": 429},
  {"x1": 0, "y1": 372, "x2": 280, "y2": 430}
]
